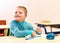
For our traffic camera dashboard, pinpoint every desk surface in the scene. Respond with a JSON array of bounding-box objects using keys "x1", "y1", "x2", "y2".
[
  {"x1": 0, "y1": 25, "x2": 9, "y2": 28},
  {"x1": 0, "y1": 35, "x2": 60, "y2": 43},
  {"x1": 36, "y1": 22, "x2": 60, "y2": 25}
]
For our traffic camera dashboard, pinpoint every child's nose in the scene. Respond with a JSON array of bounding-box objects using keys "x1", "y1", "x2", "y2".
[
  {"x1": 16, "y1": 12, "x2": 20, "y2": 15},
  {"x1": 16, "y1": 13, "x2": 20, "y2": 16}
]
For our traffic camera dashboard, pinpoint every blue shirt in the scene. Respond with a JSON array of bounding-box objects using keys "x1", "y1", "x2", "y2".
[{"x1": 10, "y1": 20, "x2": 36, "y2": 37}]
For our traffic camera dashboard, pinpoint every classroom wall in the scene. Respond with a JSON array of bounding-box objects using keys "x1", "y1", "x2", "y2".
[{"x1": 0, "y1": 0, "x2": 60, "y2": 25}]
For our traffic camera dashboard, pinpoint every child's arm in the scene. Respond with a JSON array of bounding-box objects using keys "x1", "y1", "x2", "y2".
[
  {"x1": 30, "y1": 25, "x2": 42, "y2": 35},
  {"x1": 36, "y1": 27, "x2": 42, "y2": 34},
  {"x1": 10, "y1": 24, "x2": 33, "y2": 37}
]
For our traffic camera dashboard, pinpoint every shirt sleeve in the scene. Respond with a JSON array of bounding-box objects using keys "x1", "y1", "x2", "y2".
[
  {"x1": 28, "y1": 24, "x2": 37, "y2": 31},
  {"x1": 10, "y1": 22, "x2": 32, "y2": 37},
  {"x1": 29, "y1": 24, "x2": 41, "y2": 35}
]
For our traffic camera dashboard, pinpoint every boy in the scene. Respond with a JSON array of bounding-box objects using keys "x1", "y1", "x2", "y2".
[{"x1": 10, "y1": 6, "x2": 42, "y2": 38}]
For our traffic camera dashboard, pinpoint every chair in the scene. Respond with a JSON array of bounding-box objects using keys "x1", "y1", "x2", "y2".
[{"x1": 0, "y1": 20, "x2": 6, "y2": 36}]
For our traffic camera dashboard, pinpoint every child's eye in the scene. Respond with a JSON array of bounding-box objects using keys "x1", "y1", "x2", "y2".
[
  {"x1": 15, "y1": 11, "x2": 22, "y2": 14},
  {"x1": 19, "y1": 12, "x2": 22, "y2": 14},
  {"x1": 15, "y1": 11, "x2": 17, "y2": 14}
]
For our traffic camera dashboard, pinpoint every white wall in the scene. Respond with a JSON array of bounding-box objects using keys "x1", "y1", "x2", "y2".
[{"x1": 0, "y1": 0, "x2": 60, "y2": 25}]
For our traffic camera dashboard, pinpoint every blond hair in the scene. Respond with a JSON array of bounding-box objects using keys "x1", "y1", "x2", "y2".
[{"x1": 17, "y1": 6, "x2": 27, "y2": 15}]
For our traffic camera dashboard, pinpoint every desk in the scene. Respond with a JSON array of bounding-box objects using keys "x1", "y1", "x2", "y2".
[
  {"x1": 35, "y1": 22, "x2": 60, "y2": 34},
  {"x1": 0, "y1": 25, "x2": 10, "y2": 36},
  {"x1": 0, "y1": 35, "x2": 60, "y2": 43},
  {"x1": 0, "y1": 25, "x2": 10, "y2": 28}
]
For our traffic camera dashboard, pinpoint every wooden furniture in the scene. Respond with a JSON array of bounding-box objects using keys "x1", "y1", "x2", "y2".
[
  {"x1": 0, "y1": 20, "x2": 6, "y2": 25},
  {"x1": 0, "y1": 20, "x2": 6, "y2": 36},
  {"x1": 36, "y1": 22, "x2": 60, "y2": 34},
  {"x1": 0, "y1": 25, "x2": 9, "y2": 36}
]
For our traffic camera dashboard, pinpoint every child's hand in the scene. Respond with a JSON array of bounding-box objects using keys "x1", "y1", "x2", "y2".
[
  {"x1": 31, "y1": 31, "x2": 36, "y2": 37},
  {"x1": 36, "y1": 27, "x2": 42, "y2": 34}
]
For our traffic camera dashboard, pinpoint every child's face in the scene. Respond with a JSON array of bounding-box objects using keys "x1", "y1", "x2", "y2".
[{"x1": 14, "y1": 8, "x2": 26, "y2": 22}]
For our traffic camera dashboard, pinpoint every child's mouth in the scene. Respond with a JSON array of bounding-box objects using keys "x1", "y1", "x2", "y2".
[{"x1": 15, "y1": 16, "x2": 21, "y2": 17}]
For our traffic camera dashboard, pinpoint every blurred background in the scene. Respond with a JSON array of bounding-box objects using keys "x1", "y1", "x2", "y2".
[{"x1": 0, "y1": 0, "x2": 60, "y2": 25}]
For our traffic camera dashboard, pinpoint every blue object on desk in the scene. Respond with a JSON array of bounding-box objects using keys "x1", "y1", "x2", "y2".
[{"x1": 46, "y1": 33, "x2": 55, "y2": 40}]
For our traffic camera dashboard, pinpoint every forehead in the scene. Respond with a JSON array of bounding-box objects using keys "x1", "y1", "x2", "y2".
[{"x1": 16, "y1": 8, "x2": 25, "y2": 12}]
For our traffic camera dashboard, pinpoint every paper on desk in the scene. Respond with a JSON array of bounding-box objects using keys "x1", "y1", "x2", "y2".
[{"x1": 25, "y1": 35, "x2": 41, "y2": 40}]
